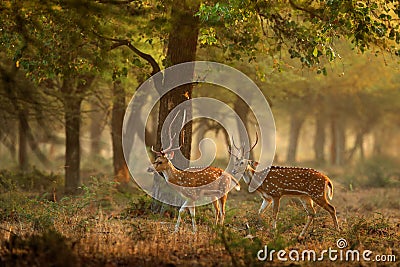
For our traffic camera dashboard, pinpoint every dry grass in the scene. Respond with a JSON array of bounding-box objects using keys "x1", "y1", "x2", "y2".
[{"x1": 0, "y1": 180, "x2": 399, "y2": 267}]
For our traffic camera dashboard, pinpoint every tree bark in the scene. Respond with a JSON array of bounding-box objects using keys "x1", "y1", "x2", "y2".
[
  {"x1": 330, "y1": 114, "x2": 346, "y2": 165},
  {"x1": 111, "y1": 80, "x2": 130, "y2": 185},
  {"x1": 18, "y1": 111, "x2": 28, "y2": 171},
  {"x1": 62, "y1": 76, "x2": 94, "y2": 195},
  {"x1": 155, "y1": 0, "x2": 200, "y2": 159},
  {"x1": 64, "y1": 94, "x2": 82, "y2": 194},
  {"x1": 90, "y1": 102, "x2": 103, "y2": 156},
  {"x1": 373, "y1": 129, "x2": 383, "y2": 156},
  {"x1": 286, "y1": 112, "x2": 305, "y2": 164},
  {"x1": 313, "y1": 111, "x2": 326, "y2": 164},
  {"x1": 233, "y1": 96, "x2": 253, "y2": 159},
  {"x1": 151, "y1": 0, "x2": 200, "y2": 212},
  {"x1": 347, "y1": 130, "x2": 365, "y2": 162}
]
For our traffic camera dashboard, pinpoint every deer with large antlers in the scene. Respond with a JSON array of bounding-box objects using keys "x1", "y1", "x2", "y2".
[
  {"x1": 229, "y1": 133, "x2": 339, "y2": 239},
  {"x1": 148, "y1": 111, "x2": 240, "y2": 232}
]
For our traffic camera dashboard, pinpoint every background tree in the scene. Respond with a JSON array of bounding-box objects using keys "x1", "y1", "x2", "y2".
[
  {"x1": 1, "y1": 0, "x2": 109, "y2": 193},
  {"x1": 1, "y1": 0, "x2": 399, "y2": 196}
]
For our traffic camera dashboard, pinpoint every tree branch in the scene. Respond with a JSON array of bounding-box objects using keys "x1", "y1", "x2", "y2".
[
  {"x1": 95, "y1": 33, "x2": 161, "y2": 75},
  {"x1": 288, "y1": 0, "x2": 324, "y2": 21},
  {"x1": 96, "y1": 0, "x2": 135, "y2": 4}
]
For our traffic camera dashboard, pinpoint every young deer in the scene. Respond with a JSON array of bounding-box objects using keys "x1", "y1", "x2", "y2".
[
  {"x1": 230, "y1": 134, "x2": 339, "y2": 239},
  {"x1": 148, "y1": 111, "x2": 240, "y2": 232}
]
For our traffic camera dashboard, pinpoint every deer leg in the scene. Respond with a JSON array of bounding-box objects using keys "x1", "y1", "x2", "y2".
[
  {"x1": 326, "y1": 203, "x2": 339, "y2": 230},
  {"x1": 218, "y1": 195, "x2": 227, "y2": 225},
  {"x1": 299, "y1": 197, "x2": 316, "y2": 239},
  {"x1": 187, "y1": 204, "x2": 197, "y2": 232},
  {"x1": 258, "y1": 196, "x2": 272, "y2": 214},
  {"x1": 212, "y1": 197, "x2": 220, "y2": 224},
  {"x1": 175, "y1": 200, "x2": 189, "y2": 232},
  {"x1": 316, "y1": 199, "x2": 339, "y2": 231},
  {"x1": 271, "y1": 197, "x2": 281, "y2": 229}
]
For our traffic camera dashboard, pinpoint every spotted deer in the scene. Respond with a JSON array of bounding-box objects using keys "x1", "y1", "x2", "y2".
[
  {"x1": 148, "y1": 111, "x2": 240, "y2": 232},
  {"x1": 229, "y1": 133, "x2": 339, "y2": 239}
]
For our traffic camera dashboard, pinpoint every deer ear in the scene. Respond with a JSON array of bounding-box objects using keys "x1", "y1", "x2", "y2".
[{"x1": 166, "y1": 151, "x2": 174, "y2": 160}]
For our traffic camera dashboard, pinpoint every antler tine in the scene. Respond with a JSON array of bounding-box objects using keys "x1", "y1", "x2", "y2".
[
  {"x1": 162, "y1": 109, "x2": 186, "y2": 154},
  {"x1": 232, "y1": 136, "x2": 240, "y2": 152},
  {"x1": 151, "y1": 146, "x2": 163, "y2": 156},
  {"x1": 249, "y1": 129, "x2": 259, "y2": 152},
  {"x1": 181, "y1": 109, "x2": 187, "y2": 130},
  {"x1": 244, "y1": 126, "x2": 259, "y2": 155},
  {"x1": 227, "y1": 144, "x2": 234, "y2": 156}
]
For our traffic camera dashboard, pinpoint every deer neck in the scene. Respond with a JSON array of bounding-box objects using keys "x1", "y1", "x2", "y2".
[
  {"x1": 162, "y1": 161, "x2": 183, "y2": 184},
  {"x1": 243, "y1": 165, "x2": 256, "y2": 185}
]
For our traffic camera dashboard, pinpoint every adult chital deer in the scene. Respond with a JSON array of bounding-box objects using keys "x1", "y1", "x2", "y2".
[
  {"x1": 229, "y1": 133, "x2": 339, "y2": 239},
  {"x1": 148, "y1": 111, "x2": 240, "y2": 232}
]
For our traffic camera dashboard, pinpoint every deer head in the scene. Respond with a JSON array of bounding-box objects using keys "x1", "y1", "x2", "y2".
[
  {"x1": 228, "y1": 131, "x2": 258, "y2": 183},
  {"x1": 148, "y1": 109, "x2": 186, "y2": 173}
]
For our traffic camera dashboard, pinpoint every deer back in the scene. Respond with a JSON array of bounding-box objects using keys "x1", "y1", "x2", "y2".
[{"x1": 257, "y1": 166, "x2": 330, "y2": 199}]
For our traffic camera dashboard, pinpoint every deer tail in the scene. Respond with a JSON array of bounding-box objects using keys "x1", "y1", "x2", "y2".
[{"x1": 326, "y1": 179, "x2": 334, "y2": 200}]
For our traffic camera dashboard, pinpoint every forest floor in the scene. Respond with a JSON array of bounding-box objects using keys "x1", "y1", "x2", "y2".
[{"x1": 0, "y1": 176, "x2": 399, "y2": 267}]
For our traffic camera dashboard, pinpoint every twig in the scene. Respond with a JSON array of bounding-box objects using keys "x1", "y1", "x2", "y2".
[
  {"x1": 288, "y1": 0, "x2": 324, "y2": 21},
  {"x1": 94, "y1": 32, "x2": 161, "y2": 75}
]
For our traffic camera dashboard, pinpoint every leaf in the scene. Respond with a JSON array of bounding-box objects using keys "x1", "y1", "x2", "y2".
[{"x1": 312, "y1": 47, "x2": 318, "y2": 57}]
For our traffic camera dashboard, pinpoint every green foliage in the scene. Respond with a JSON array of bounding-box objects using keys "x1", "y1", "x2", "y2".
[
  {"x1": 0, "y1": 168, "x2": 61, "y2": 193},
  {"x1": 353, "y1": 156, "x2": 400, "y2": 188},
  {"x1": 0, "y1": 1, "x2": 107, "y2": 82},
  {"x1": 121, "y1": 194, "x2": 179, "y2": 220},
  {"x1": 1, "y1": 229, "x2": 78, "y2": 267},
  {"x1": 341, "y1": 213, "x2": 394, "y2": 249},
  {"x1": 121, "y1": 194, "x2": 154, "y2": 218},
  {"x1": 197, "y1": 0, "x2": 400, "y2": 69},
  {"x1": 0, "y1": 175, "x2": 120, "y2": 234},
  {"x1": 217, "y1": 227, "x2": 264, "y2": 267}
]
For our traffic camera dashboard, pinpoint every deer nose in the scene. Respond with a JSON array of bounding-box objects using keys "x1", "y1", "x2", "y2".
[{"x1": 232, "y1": 169, "x2": 238, "y2": 175}]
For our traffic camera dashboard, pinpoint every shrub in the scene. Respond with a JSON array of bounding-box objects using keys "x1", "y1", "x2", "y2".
[
  {"x1": 1, "y1": 229, "x2": 78, "y2": 267},
  {"x1": 0, "y1": 168, "x2": 62, "y2": 192},
  {"x1": 353, "y1": 156, "x2": 400, "y2": 188}
]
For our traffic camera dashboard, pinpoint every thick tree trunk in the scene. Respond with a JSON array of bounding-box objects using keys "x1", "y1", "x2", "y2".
[
  {"x1": 359, "y1": 134, "x2": 365, "y2": 160},
  {"x1": 152, "y1": 0, "x2": 200, "y2": 212},
  {"x1": 286, "y1": 112, "x2": 305, "y2": 164},
  {"x1": 373, "y1": 129, "x2": 384, "y2": 156},
  {"x1": 330, "y1": 114, "x2": 346, "y2": 165},
  {"x1": 233, "y1": 96, "x2": 253, "y2": 159},
  {"x1": 64, "y1": 95, "x2": 82, "y2": 195},
  {"x1": 111, "y1": 80, "x2": 129, "y2": 185},
  {"x1": 90, "y1": 103, "x2": 103, "y2": 156},
  {"x1": 18, "y1": 111, "x2": 28, "y2": 171},
  {"x1": 155, "y1": 0, "x2": 200, "y2": 159},
  {"x1": 62, "y1": 76, "x2": 94, "y2": 195},
  {"x1": 347, "y1": 131, "x2": 365, "y2": 162},
  {"x1": 193, "y1": 122, "x2": 207, "y2": 160},
  {"x1": 313, "y1": 112, "x2": 326, "y2": 164}
]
